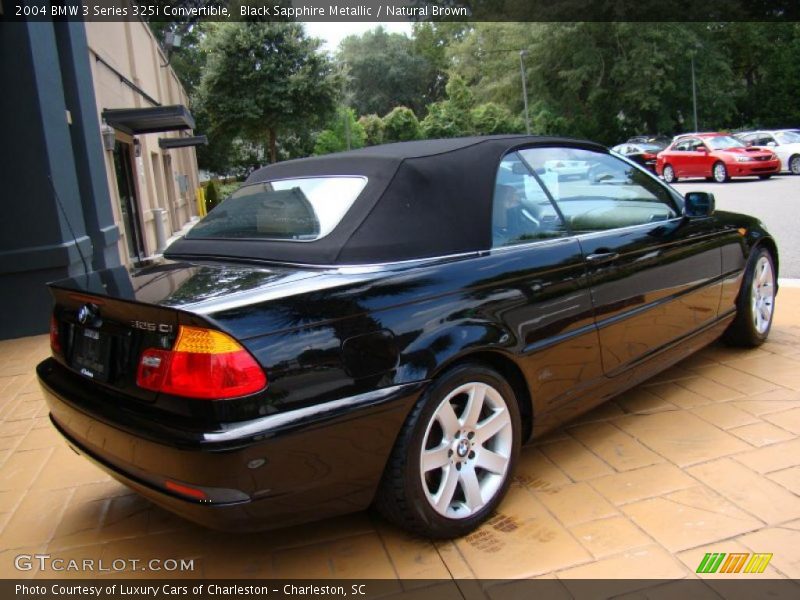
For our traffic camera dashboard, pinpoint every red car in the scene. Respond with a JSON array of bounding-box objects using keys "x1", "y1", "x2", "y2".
[{"x1": 656, "y1": 133, "x2": 781, "y2": 183}]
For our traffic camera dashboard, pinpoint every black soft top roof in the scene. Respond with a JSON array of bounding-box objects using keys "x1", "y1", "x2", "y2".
[{"x1": 167, "y1": 135, "x2": 607, "y2": 265}]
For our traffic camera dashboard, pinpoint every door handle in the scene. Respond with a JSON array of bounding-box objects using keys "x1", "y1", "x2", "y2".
[{"x1": 586, "y1": 251, "x2": 619, "y2": 265}]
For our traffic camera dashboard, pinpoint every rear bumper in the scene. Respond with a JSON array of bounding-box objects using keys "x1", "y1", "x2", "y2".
[{"x1": 37, "y1": 358, "x2": 422, "y2": 531}]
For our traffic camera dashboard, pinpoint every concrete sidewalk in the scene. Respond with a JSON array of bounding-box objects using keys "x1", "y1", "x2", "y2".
[{"x1": 1, "y1": 291, "x2": 799, "y2": 583}]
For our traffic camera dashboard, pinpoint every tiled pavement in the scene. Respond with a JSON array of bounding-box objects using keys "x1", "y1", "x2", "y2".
[{"x1": 2, "y1": 291, "x2": 800, "y2": 583}]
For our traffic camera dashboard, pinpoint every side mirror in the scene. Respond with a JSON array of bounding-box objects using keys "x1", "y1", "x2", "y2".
[
  {"x1": 697, "y1": 146, "x2": 708, "y2": 153},
  {"x1": 684, "y1": 191, "x2": 715, "y2": 218}
]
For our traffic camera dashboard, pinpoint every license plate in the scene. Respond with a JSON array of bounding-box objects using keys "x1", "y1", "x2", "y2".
[{"x1": 72, "y1": 327, "x2": 111, "y2": 381}]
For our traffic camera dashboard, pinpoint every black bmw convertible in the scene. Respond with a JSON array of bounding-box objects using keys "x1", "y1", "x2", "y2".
[{"x1": 37, "y1": 135, "x2": 778, "y2": 538}]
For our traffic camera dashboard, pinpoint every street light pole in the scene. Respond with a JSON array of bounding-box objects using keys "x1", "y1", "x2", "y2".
[
  {"x1": 691, "y1": 54, "x2": 698, "y2": 132},
  {"x1": 519, "y1": 50, "x2": 531, "y2": 135}
]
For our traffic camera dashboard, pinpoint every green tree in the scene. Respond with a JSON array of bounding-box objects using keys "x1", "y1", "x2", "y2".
[
  {"x1": 471, "y1": 103, "x2": 522, "y2": 135},
  {"x1": 313, "y1": 107, "x2": 366, "y2": 155},
  {"x1": 338, "y1": 26, "x2": 439, "y2": 117},
  {"x1": 382, "y1": 107, "x2": 421, "y2": 142},
  {"x1": 198, "y1": 22, "x2": 340, "y2": 163},
  {"x1": 420, "y1": 74, "x2": 475, "y2": 138},
  {"x1": 359, "y1": 114, "x2": 385, "y2": 146}
]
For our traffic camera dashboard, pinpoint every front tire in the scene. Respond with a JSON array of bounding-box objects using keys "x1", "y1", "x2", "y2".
[
  {"x1": 713, "y1": 162, "x2": 730, "y2": 183},
  {"x1": 375, "y1": 364, "x2": 521, "y2": 538},
  {"x1": 723, "y1": 247, "x2": 776, "y2": 347},
  {"x1": 758, "y1": 174, "x2": 772, "y2": 180},
  {"x1": 662, "y1": 164, "x2": 677, "y2": 183}
]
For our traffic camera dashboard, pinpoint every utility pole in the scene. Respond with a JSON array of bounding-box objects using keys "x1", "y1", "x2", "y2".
[
  {"x1": 519, "y1": 50, "x2": 530, "y2": 135},
  {"x1": 691, "y1": 54, "x2": 698, "y2": 132}
]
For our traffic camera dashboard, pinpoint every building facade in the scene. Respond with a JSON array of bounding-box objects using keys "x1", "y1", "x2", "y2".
[{"x1": 0, "y1": 16, "x2": 201, "y2": 339}]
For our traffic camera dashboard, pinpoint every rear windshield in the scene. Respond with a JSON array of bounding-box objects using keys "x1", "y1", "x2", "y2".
[{"x1": 186, "y1": 176, "x2": 367, "y2": 241}]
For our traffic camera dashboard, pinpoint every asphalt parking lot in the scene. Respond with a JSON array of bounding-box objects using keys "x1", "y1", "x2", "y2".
[
  {"x1": 1, "y1": 292, "x2": 800, "y2": 586},
  {"x1": 673, "y1": 175, "x2": 800, "y2": 278}
]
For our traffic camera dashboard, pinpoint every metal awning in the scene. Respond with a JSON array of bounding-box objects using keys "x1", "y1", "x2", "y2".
[
  {"x1": 159, "y1": 135, "x2": 208, "y2": 150},
  {"x1": 101, "y1": 105, "x2": 195, "y2": 135}
]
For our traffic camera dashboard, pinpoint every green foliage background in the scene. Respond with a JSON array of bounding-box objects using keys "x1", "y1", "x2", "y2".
[{"x1": 153, "y1": 21, "x2": 800, "y2": 171}]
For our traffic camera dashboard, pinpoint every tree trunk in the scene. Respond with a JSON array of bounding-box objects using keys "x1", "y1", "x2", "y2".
[{"x1": 269, "y1": 128, "x2": 277, "y2": 163}]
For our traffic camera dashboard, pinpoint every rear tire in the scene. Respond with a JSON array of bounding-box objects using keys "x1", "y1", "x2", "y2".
[
  {"x1": 789, "y1": 154, "x2": 800, "y2": 175},
  {"x1": 723, "y1": 247, "x2": 776, "y2": 347},
  {"x1": 662, "y1": 164, "x2": 677, "y2": 183},
  {"x1": 713, "y1": 162, "x2": 730, "y2": 183},
  {"x1": 375, "y1": 364, "x2": 521, "y2": 538}
]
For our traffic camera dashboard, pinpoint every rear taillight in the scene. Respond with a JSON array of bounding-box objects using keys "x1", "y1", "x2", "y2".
[
  {"x1": 50, "y1": 315, "x2": 61, "y2": 354},
  {"x1": 136, "y1": 326, "x2": 267, "y2": 399}
]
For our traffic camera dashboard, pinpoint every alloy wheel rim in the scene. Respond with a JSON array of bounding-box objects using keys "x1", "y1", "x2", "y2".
[
  {"x1": 714, "y1": 163, "x2": 726, "y2": 182},
  {"x1": 664, "y1": 166, "x2": 674, "y2": 182},
  {"x1": 791, "y1": 157, "x2": 800, "y2": 175},
  {"x1": 751, "y1": 256, "x2": 775, "y2": 334},
  {"x1": 420, "y1": 382, "x2": 512, "y2": 519}
]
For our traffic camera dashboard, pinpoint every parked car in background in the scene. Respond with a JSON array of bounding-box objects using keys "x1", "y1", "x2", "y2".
[
  {"x1": 626, "y1": 135, "x2": 672, "y2": 148},
  {"x1": 37, "y1": 136, "x2": 778, "y2": 538},
  {"x1": 610, "y1": 142, "x2": 663, "y2": 172},
  {"x1": 656, "y1": 133, "x2": 781, "y2": 183},
  {"x1": 735, "y1": 130, "x2": 800, "y2": 175}
]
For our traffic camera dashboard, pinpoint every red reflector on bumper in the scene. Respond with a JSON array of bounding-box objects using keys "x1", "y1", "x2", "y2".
[{"x1": 165, "y1": 480, "x2": 208, "y2": 501}]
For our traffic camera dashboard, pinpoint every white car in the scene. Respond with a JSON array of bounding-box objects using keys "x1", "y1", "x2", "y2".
[{"x1": 735, "y1": 130, "x2": 800, "y2": 174}]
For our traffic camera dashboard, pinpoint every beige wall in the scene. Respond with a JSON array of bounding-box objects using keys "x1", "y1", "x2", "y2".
[{"x1": 85, "y1": 20, "x2": 200, "y2": 266}]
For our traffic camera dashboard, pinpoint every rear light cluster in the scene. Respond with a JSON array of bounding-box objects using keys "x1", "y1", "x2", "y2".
[
  {"x1": 136, "y1": 326, "x2": 267, "y2": 399},
  {"x1": 50, "y1": 315, "x2": 61, "y2": 354}
]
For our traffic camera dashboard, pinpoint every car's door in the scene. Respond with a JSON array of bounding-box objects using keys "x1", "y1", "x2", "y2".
[
  {"x1": 668, "y1": 139, "x2": 692, "y2": 176},
  {"x1": 518, "y1": 146, "x2": 724, "y2": 376},
  {"x1": 491, "y1": 152, "x2": 605, "y2": 410},
  {"x1": 686, "y1": 138, "x2": 713, "y2": 177}
]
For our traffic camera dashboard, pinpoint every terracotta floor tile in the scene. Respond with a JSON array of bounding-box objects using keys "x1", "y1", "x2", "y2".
[
  {"x1": 691, "y1": 364, "x2": 779, "y2": 395},
  {"x1": 646, "y1": 381, "x2": 713, "y2": 409},
  {"x1": 737, "y1": 527, "x2": 800, "y2": 579},
  {"x1": 570, "y1": 516, "x2": 652, "y2": 558},
  {"x1": 729, "y1": 422, "x2": 795, "y2": 447},
  {"x1": 690, "y1": 403, "x2": 762, "y2": 430},
  {"x1": 32, "y1": 446, "x2": 111, "y2": 490},
  {"x1": 733, "y1": 438, "x2": 800, "y2": 474},
  {"x1": 614, "y1": 412, "x2": 750, "y2": 467},
  {"x1": 762, "y1": 407, "x2": 800, "y2": 435},
  {"x1": 447, "y1": 486, "x2": 592, "y2": 578},
  {"x1": 767, "y1": 466, "x2": 800, "y2": 496},
  {"x1": 568, "y1": 402, "x2": 626, "y2": 425},
  {"x1": 589, "y1": 463, "x2": 696, "y2": 505},
  {"x1": 16, "y1": 426, "x2": 60, "y2": 451},
  {"x1": 568, "y1": 422, "x2": 663, "y2": 471},
  {"x1": 0, "y1": 447, "x2": 53, "y2": 491},
  {"x1": 375, "y1": 522, "x2": 451, "y2": 579},
  {"x1": 556, "y1": 545, "x2": 687, "y2": 581},
  {"x1": 534, "y1": 481, "x2": 618, "y2": 527},
  {"x1": 1, "y1": 488, "x2": 74, "y2": 549},
  {"x1": 614, "y1": 387, "x2": 677, "y2": 415},
  {"x1": 512, "y1": 447, "x2": 571, "y2": 494},
  {"x1": 431, "y1": 540, "x2": 475, "y2": 579},
  {"x1": 0, "y1": 418, "x2": 34, "y2": 439},
  {"x1": 622, "y1": 486, "x2": 763, "y2": 552},
  {"x1": 677, "y1": 376, "x2": 745, "y2": 402},
  {"x1": 271, "y1": 532, "x2": 398, "y2": 579},
  {"x1": 537, "y1": 437, "x2": 614, "y2": 482},
  {"x1": 688, "y1": 458, "x2": 800, "y2": 525}
]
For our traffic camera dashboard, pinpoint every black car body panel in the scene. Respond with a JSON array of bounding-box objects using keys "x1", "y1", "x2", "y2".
[{"x1": 38, "y1": 136, "x2": 778, "y2": 531}]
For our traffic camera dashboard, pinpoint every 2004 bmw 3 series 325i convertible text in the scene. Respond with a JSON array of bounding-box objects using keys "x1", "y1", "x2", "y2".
[{"x1": 38, "y1": 136, "x2": 778, "y2": 538}]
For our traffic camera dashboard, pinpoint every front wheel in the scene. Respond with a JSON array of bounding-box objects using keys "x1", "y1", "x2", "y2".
[
  {"x1": 789, "y1": 154, "x2": 800, "y2": 175},
  {"x1": 662, "y1": 164, "x2": 677, "y2": 183},
  {"x1": 375, "y1": 364, "x2": 521, "y2": 538},
  {"x1": 723, "y1": 247, "x2": 776, "y2": 347},
  {"x1": 758, "y1": 174, "x2": 773, "y2": 180},
  {"x1": 713, "y1": 162, "x2": 730, "y2": 183}
]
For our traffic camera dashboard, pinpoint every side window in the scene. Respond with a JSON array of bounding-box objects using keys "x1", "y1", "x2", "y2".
[
  {"x1": 673, "y1": 140, "x2": 690, "y2": 151},
  {"x1": 518, "y1": 147, "x2": 679, "y2": 233},
  {"x1": 492, "y1": 153, "x2": 568, "y2": 248}
]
